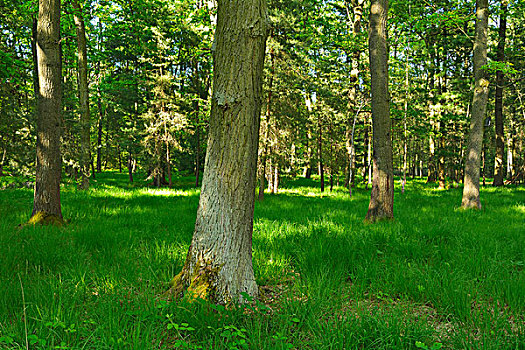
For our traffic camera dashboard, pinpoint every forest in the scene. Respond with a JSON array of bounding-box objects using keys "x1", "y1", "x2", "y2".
[{"x1": 0, "y1": 0, "x2": 524, "y2": 348}]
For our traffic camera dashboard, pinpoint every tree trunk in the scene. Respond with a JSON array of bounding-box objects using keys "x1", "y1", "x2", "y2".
[
  {"x1": 128, "y1": 152, "x2": 133, "y2": 183},
  {"x1": 195, "y1": 100, "x2": 201, "y2": 187},
  {"x1": 402, "y1": 51, "x2": 409, "y2": 194},
  {"x1": 493, "y1": 0, "x2": 507, "y2": 187},
  {"x1": 365, "y1": 0, "x2": 394, "y2": 222},
  {"x1": 30, "y1": 0, "x2": 63, "y2": 225},
  {"x1": 304, "y1": 128, "x2": 312, "y2": 179},
  {"x1": 167, "y1": 0, "x2": 268, "y2": 303},
  {"x1": 96, "y1": 95, "x2": 103, "y2": 173},
  {"x1": 318, "y1": 112, "x2": 324, "y2": 193},
  {"x1": 461, "y1": 0, "x2": 489, "y2": 209},
  {"x1": 72, "y1": 0, "x2": 91, "y2": 190}
]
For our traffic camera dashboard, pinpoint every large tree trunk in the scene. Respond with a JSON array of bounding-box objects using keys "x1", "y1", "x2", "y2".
[
  {"x1": 365, "y1": 0, "x2": 394, "y2": 222},
  {"x1": 30, "y1": 0, "x2": 63, "y2": 225},
  {"x1": 72, "y1": 0, "x2": 91, "y2": 190},
  {"x1": 461, "y1": 0, "x2": 489, "y2": 209},
  {"x1": 493, "y1": 0, "x2": 507, "y2": 187},
  {"x1": 195, "y1": 100, "x2": 201, "y2": 187},
  {"x1": 167, "y1": 0, "x2": 268, "y2": 303}
]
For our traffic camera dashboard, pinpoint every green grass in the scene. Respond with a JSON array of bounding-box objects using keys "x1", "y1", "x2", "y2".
[{"x1": 0, "y1": 172, "x2": 524, "y2": 349}]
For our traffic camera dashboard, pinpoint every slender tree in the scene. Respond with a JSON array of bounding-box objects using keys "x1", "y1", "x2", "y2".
[
  {"x1": 462, "y1": 0, "x2": 489, "y2": 209},
  {"x1": 493, "y1": 0, "x2": 507, "y2": 187},
  {"x1": 29, "y1": 0, "x2": 63, "y2": 225},
  {"x1": 167, "y1": 0, "x2": 269, "y2": 303},
  {"x1": 72, "y1": 0, "x2": 91, "y2": 190},
  {"x1": 366, "y1": 0, "x2": 394, "y2": 222}
]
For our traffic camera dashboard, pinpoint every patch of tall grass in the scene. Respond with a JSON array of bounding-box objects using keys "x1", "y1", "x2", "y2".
[{"x1": 0, "y1": 172, "x2": 523, "y2": 349}]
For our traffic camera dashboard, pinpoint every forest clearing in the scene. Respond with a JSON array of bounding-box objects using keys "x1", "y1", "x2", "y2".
[{"x1": 1, "y1": 173, "x2": 524, "y2": 349}]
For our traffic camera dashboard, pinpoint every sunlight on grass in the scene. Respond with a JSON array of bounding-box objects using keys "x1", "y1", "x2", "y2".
[{"x1": 0, "y1": 173, "x2": 524, "y2": 349}]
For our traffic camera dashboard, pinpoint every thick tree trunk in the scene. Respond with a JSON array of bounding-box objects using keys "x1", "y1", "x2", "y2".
[
  {"x1": 168, "y1": 0, "x2": 268, "y2": 303},
  {"x1": 30, "y1": 0, "x2": 63, "y2": 225},
  {"x1": 195, "y1": 100, "x2": 201, "y2": 187},
  {"x1": 365, "y1": 0, "x2": 394, "y2": 222},
  {"x1": 493, "y1": 1, "x2": 507, "y2": 187},
  {"x1": 462, "y1": 0, "x2": 489, "y2": 209},
  {"x1": 72, "y1": 0, "x2": 91, "y2": 190}
]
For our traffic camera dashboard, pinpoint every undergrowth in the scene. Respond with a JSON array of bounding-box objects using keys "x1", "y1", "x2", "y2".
[{"x1": 0, "y1": 172, "x2": 523, "y2": 349}]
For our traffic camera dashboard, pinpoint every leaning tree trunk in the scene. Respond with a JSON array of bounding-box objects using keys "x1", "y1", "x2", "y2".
[
  {"x1": 72, "y1": 0, "x2": 91, "y2": 190},
  {"x1": 30, "y1": 0, "x2": 63, "y2": 225},
  {"x1": 167, "y1": 0, "x2": 268, "y2": 303},
  {"x1": 493, "y1": 0, "x2": 507, "y2": 187},
  {"x1": 461, "y1": 0, "x2": 489, "y2": 209},
  {"x1": 365, "y1": 0, "x2": 394, "y2": 222}
]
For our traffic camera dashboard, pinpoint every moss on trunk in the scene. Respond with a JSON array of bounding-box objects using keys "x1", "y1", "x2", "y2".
[{"x1": 26, "y1": 211, "x2": 64, "y2": 226}]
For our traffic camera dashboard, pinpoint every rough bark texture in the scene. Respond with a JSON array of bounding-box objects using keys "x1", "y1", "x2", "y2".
[
  {"x1": 72, "y1": 0, "x2": 91, "y2": 190},
  {"x1": 365, "y1": 0, "x2": 394, "y2": 222},
  {"x1": 493, "y1": 0, "x2": 507, "y2": 187},
  {"x1": 462, "y1": 0, "x2": 489, "y2": 209},
  {"x1": 168, "y1": 0, "x2": 268, "y2": 303},
  {"x1": 31, "y1": 0, "x2": 63, "y2": 225}
]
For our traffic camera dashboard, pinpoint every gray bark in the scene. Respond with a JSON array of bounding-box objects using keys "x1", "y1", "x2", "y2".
[
  {"x1": 31, "y1": 0, "x2": 63, "y2": 224},
  {"x1": 366, "y1": 0, "x2": 394, "y2": 222},
  {"x1": 462, "y1": 0, "x2": 489, "y2": 209},
  {"x1": 169, "y1": 0, "x2": 269, "y2": 303}
]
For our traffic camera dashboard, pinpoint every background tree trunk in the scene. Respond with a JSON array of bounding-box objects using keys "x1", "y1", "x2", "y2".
[
  {"x1": 366, "y1": 0, "x2": 394, "y2": 222},
  {"x1": 30, "y1": 0, "x2": 63, "y2": 225},
  {"x1": 462, "y1": 0, "x2": 489, "y2": 209},
  {"x1": 493, "y1": 0, "x2": 507, "y2": 187},
  {"x1": 72, "y1": 0, "x2": 91, "y2": 190},
  {"x1": 168, "y1": 0, "x2": 268, "y2": 303}
]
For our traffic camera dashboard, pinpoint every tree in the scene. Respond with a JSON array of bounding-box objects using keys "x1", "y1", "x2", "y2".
[
  {"x1": 29, "y1": 0, "x2": 63, "y2": 224},
  {"x1": 365, "y1": 0, "x2": 394, "y2": 222},
  {"x1": 461, "y1": 0, "x2": 489, "y2": 209},
  {"x1": 167, "y1": 0, "x2": 269, "y2": 303},
  {"x1": 72, "y1": 0, "x2": 91, "y2": 190},
  {"x1": 493, "y1": 0, "x2": 507, "y2": 187}
]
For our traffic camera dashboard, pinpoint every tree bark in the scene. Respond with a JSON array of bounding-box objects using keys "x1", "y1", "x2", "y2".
[
  {"x1": 493, "y1": 0, "x2": 507, "y2": 187},
  {"x1": 365, "y1": 0, "x2": 394, "y2": 222},
  {"x1": 461, "y1": 0, "x2": 489, "y2": 209},
  {"x1": 318, "y1": 111, "x2": 324, "y2": 193},
  {"x1": 30, "y1": 0, "x2": 63, "y2": 225},
  {"x1": 72, "y1": 0, "x2": 91, "y2": 190},
  {"x1": 195, "y1": 100, "x2": 201, "y2": 187},
  {"x1": 167, "y1": 0, "x2": 268, "y2": 303}
]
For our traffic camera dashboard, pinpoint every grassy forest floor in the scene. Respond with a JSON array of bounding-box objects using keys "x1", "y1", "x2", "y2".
[{"x1": 0, "y1": 172, "x2": 524, "y2": 349}]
